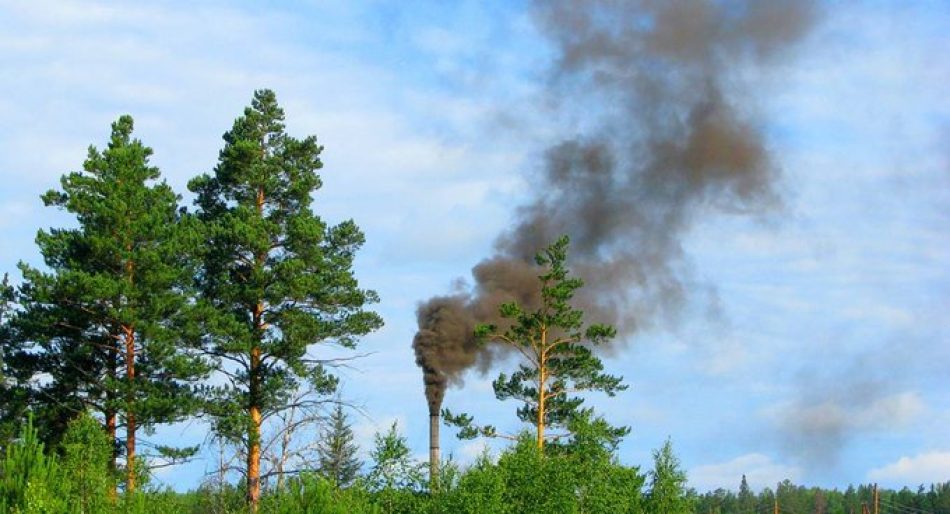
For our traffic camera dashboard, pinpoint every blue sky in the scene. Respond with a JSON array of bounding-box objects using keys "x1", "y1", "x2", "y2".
[{"x1": 0, "y1": 0, "x2": 947, "y2": 493}]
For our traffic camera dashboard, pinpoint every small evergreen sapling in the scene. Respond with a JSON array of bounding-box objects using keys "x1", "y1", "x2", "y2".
[{"x1": 317, "y1": 404, "x2": 362, "y2": 488}]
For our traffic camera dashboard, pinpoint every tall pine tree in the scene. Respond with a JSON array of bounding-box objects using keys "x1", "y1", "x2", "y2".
[
  {"x1": 188, "y1": 89, "x2": 382, "y2": 511},
  {"x1": 13, "y1": 116, "x2": 208, "y2": 493},
  {"x1": 317, "y1": 404, "x2": 362, "y2": 488},
  {"x1": 445, "y1": 236, "x2": 627, "y2": 451}
]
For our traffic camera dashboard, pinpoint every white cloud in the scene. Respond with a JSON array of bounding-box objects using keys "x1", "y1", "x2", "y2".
[
  {"x1": 868, "y1": 451, "x2": 950, "y2": 485},
  {"x1": 690, "y1": 454, "x2": 801, "y2": 492},
  {"x1": 352, "y1": 414, "x2": 408, "y2": 461},
  {"x1": 454, "y1": 440, "x2": 493, "y2": 465},
  {"x1": 857, "y1": 393, "x2": 926, "y2": 429}
]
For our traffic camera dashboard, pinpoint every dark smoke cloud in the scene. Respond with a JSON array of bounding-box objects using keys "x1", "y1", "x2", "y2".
[
  {"x1": 776, "y1": 377, "x2": 923, "y2": 470},
  {"x1": 774, "y1": 333, "x2": 933, "y2": 469},
  {"x1": 414, "y1": 0, "x2": 818, "y2": 414}
]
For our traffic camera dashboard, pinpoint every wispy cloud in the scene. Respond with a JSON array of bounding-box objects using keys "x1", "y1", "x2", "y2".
[
  {"x1": 868, "y1": 451, "x2": 950, "y2": 486},
  {"x1": 690, "y1": 453, "x2": 802, "y2": 492},
  {"x1": 768, "y1": 392, "x2": 925, "y2": 468}
]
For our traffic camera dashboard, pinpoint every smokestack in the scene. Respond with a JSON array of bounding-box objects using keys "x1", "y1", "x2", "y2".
[
  {"x1": 429, "y1": 409, "x2": 440, "y2": 491},
  {"x1": 412, "y1": 0, "x2": 817, "y2": 448}
]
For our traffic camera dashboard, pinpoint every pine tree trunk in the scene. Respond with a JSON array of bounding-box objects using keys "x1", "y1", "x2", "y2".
[
  {"x1": 124, "y1": 325, "x2": 136, "y2": 494},
  {"x1": 107, "y1": 344, "x2": 118, "y2": 502},
  {"x1": 123, "y1": 255, "x2": 137, "y2": 494},
  {"x1": 537, "y1": 330, "x2": 546, "y2": 451},
  {"x1": 247, "y1": 408, "x2": 261, "y2": 511},
  {"x1": 245, "y1": 185, "x2": 267, "y2": 513},
  {"x1": 106, "y1": 408, "x2": 117, "y2": 501},
  {"x1": 247, "y1": 343, "x2": 262, "y2": 512}
]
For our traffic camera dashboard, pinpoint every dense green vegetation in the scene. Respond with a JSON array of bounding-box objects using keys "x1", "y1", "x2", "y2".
[
  {"x1": 1, "y1": 414, "x2": 948, "y2": 513},
  {"x1": 0, "y1": 91, "x2": 946, "y2": 513}
]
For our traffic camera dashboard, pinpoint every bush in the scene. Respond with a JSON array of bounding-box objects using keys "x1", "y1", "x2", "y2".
[
  {"x1": 60, "y1": 412, "x2": 114, "y2": 513},
  {"x1": 263, "y1": 473, "x2": 379, "y2": 514},
  {"x1": 0, "y1": 415, "x2": 66, "y2": 513}
]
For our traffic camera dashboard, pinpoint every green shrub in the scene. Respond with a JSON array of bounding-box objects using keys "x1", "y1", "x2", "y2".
[
  {"x1": 436, "y1": 452, "x2": 506, "y2": 514},
  {"x1": 60, "y1": 412, "x2": 114, "y2": 513},
  {"x1": 0, "y1": 415, "x2": 66, "y2": 513},
  {"x1": 262, "y1": 473, "x2": 379, "y2": 514}
]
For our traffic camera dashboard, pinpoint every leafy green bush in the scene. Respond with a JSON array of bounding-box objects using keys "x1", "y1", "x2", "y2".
[
  {"x1": 263, "y1": 473, "x2": 379, "y2": 514},
  {"x1": 435, "y1": 452, "x2": 506, "y2": 514},
  {"x1": 60, "y1": 412, "x2": 114, "y2": 513}
]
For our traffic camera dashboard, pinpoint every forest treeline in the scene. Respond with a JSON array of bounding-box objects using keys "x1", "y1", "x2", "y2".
[{"x1": 1, "y1": 90, "x2": 946, "y2": 513}]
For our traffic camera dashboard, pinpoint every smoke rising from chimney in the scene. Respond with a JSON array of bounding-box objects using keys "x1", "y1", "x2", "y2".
[{"x1": 413, "y1": 0, "x2": 817, "y2": 418}]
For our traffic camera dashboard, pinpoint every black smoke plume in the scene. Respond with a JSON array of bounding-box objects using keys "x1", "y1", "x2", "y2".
[{"x1": 414, "y1": 0, "x2": 817, "y2": 416}]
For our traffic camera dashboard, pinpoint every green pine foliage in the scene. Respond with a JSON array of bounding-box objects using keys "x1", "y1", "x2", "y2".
[
  {"x1": 186, "y1": 89, "x2": 382, "y2": 507},
  {"x1": 446, "y1": 235, "x2": 627, "y2": 450},
  {"x1": 0, "y1": 274, "x2": 12, "y2": 334},
  {"x1": 737, "y1": 474, "x2": 755, "y2": 514},
  {"x1": 317, "y1": 404, "x2": 362, "y2": 488},
  {"x1": 0, "y1": 273, "x2": 31, "y2": 445}
]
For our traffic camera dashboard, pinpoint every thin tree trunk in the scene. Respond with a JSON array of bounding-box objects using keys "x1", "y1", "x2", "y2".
[
  {"x1": 247, "y1": 340, "x2": 262, "y2": 512},
  {"x1": 124, "y1": 325, "x2": 136, "y2": 493},
  {"x1": 276, "y1": 405, "x2": 294, "y2": 491},
  {"x1": 123, "y1": 254, "x2": 137, "y2": 494},
  {"x1": 106, "y1": 343, "x2": 118, "y2": 502},
  {"x1": 537, "y1": 329, "x2": 546, "y2": 451}
]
